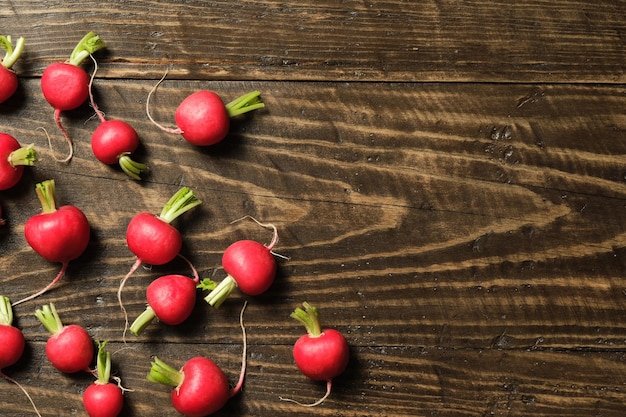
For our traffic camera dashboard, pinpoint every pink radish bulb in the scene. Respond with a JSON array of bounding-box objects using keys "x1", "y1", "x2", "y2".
[
  {"x1": 118, "y1": 187, "x2": 201, "y2": 336},
  {"x1": 280, "y1": 302, "x2": 349, "y2": 407},
  {"x1": 35, "y1": 303, "x2": 94, "y2": 374},
  {"x1": 40, "y1": 32, "x2": 106, "y2": 162},
  {"x1": 204, "y1": 217, "x2": 279, "y2": 309},
  {"x1": 88, "y1": 57, "x2": 147, "y2": 180},
  {"x1": 146, "y1": 74, "x2": 265, "y2": 146},
  {"x1": 13, "y1": 179, "x2": 90, "y2": 306},
  {"x1": 129, "y1": 273, "x2": 215, "y2": 336},
  {"x1": 147, "y1": 302, "x2": 248, "y2": 417},
  {"x1": 83, "y1": 341, "x2": 124, "y2": 417},
  {"x1": 0, "y1": 296, "x2": 42, "y2": 417},
  {"x1": 0, "y1": 35, "x2": 25, "y2": 103},
  {"x1": 0, "y1": 132, "x2": 37, "y2": 191}
]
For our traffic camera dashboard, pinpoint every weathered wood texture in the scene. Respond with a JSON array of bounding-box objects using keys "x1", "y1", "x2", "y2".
[
  {"x1": 2, "y1": 0, "x2": 625, "y2": 83},
  {"x1": 1, "y1": 1, "x2": 625, "y2": 416}
]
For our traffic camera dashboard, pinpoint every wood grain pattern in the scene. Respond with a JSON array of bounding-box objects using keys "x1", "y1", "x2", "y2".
[
  {"x1": 1, "y1": 0, "x2": 624, "y2": 83},
  {"x1": 0, "y1": 0, "x2": 625, "y2": 416}
]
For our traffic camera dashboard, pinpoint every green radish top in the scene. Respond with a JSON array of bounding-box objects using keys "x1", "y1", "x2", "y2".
[
  {"x1": 225, "y1": 91, "x2": 265, "y2": 117},
  {"x1": 290, "y1": 302, "x2": 322, "y2": 337},
  {"x1": 0, "y1": 35, "x2": 25, "y2": 69},
  {"x1": 9, "y1": 144, "x2": 37, "y2": 168},
  {"x1": 69, "y1": 32, "x2": 106, "y2": 67},
  {"x1": 93, "y1": 341, "x2": 113, "y2": 385},
  {"x1": 0, "y1": 295, "x2": 15, "y2": 326},
  {"x1": 159, "y1": 187, "x2": 202, "y2": 224},
  {"x1": 33, "y1": 180, "x2": 58, "y2": 214},
  {"x1": 147, "y1": 356, "x2": 183, "y2": 387},
  {"x1": 34, "y1": 303, "x2": 64, "y2": 335}
]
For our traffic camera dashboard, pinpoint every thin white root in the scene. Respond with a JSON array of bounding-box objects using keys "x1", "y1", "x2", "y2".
[
  {"x1": 88, "y1": 54, "x2": 106, "y2": 123},
  {"x1": 145, "y1": 69, "x2": 183, "y2": 135},
  {"x1": 118, "y1": 258, "x2": 143, "y2": 342},
  {"x1": 229, "y1": 300, "x2": 248, "y2": 398},
  {"x1": 279, "y1": 379, "x2": 333, "y2": 407},
  {"x1": 37, "y1": 126, "x2": 72, "y2": 163},
  {"x1": 230, "y1": 215, "x2": 279, "y2": 251},
  {"x1": 1, "y1": 372, "x2": 43, "y2": 417}
]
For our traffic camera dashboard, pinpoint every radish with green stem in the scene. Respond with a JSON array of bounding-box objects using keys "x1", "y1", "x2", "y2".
[
  {"x1": 13, "y1": 179, "x2": 90, "y2": 306},
  {"x1": 280, "y1": 302, "x2": 349, "y2": 407},
  {"x1": 40, "y1": 31, "x2": 106, "y2": 162},
  {"x1": 88, "y1": 56, "x2": 147, "y2": 180},
  {"x1": 118, "y1": 187, "x2": 201, "y2": 335},
  {"x1": 83, "y1": 341, "x2": 124, "y2": 417},
  {"x1": 146, "y1": 72, "x2": 265, "y2": 146},
  {"x1": 147, "y1": 301, "x2": 247, "y2": 417},
  {"x1": 0, "y1": 296, "x2": 42, "y2": 417},
  {"x1": 0, "y1": 35, "x2": 25, "y2": 103},
  {"x1": 35, "y1": 303, "x2": 94, "y2": 374},
  {"x1": 0, "y1": 132, "x2": 37, "y2": 191},
  {"x1": 130, "y1": 272, "x2": 216, "y2": 336},
  {"x1": 204, "y1": 217, "x2": 279, "y2": 309}
]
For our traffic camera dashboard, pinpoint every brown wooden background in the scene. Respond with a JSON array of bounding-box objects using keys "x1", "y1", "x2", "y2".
[{"x1": 1, "y1": 1, "x2": 625, "y2": 416}]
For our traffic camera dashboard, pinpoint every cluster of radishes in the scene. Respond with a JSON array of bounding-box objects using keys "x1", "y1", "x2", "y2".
[{"x1": 1, "y1": 31, "x2": 350, "y2": 417}]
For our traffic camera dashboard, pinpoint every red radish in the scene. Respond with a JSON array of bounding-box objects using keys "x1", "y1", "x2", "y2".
[
  {"x1": 0, "y1": 35, "x2": 25, "y2": 103},
  {"x1": 129, "y1": 259, "x2": 215, "y2": 336},
  {"x1": 204, "y1": 217, "x2": 279, "y2": 308},
  {"x1": 146, "y1": 73, "x2": 265, "y2": 146},
  {"x1": 83, "y1": 341, "x2": 124, "y2": 417},
  {"x1": 0, "y1": 132, "x2": 37, "y2": 190},
  {"x1": 35, "y1": 302, "x2": 94, "y2": 373},
  {"x1": 40, "y1": 31, "x2": 106, "y2": 162},
  {"x1": 13, "y1": 179, "x2": 90, "y2": 306},
  {"x1": 147, "y1": 302, "x2": 248, "y2": 417},
  {"x1": 280, "y1": 302, "x2": 349, "y2": 407},
  {"x1": 87, "y1": 56, "x2": 147, "y2": 180},
  {"x1": 118, "y1": 187, "x2": 201, "y2": 336},
  {"x1": 0, "y1": 296, "x2": 42, "y2": 417}
]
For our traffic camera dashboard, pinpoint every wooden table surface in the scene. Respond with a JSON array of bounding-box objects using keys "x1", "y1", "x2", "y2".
[{"x1": 1, "y1": 1, "x2": 625, "y2": 416}]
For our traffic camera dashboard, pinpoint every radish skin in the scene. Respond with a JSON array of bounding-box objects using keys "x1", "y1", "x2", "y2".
[
  {"x1": 204, "y1": 217, "x2": 279, "y2": 308},
  {"x1": 0, "y1": 133, "x2": 37, "y2": 191},
  {"x1": 146, "y1": 73, "x2": 265, "y2": 147},
  {"x1": 13, "y1": 180, "x2": 90, "y2": 306},
  {"x1": 280, "y1": 302, "x2": 350, "y2": 407},
  {"x1": 0, "y1": 35, "x2": 25, "y2": 104},
  {"x1": 35, "y1": 303, "x2": 94, "y2": 374},
  {"x1": 83, "y1": 341, "x2": 124, "y2": 417},
  {"x1": 88, "y1": 56, "x2": 147, "y2": 180},
  {"x1": 0, "y1": 296, "x2": 42, "y2": 417},
  {"x1": 118, "y1": 187, "x2": 201, "y2": 338},
  {"x1": 130, "y1": 260, "x2": 214, "y2": 336},
  {"x1": 40, "y1": 32, "x2": 106, "y2": 162},
  {"x1": 147, "y1": 302, "x2": 248, "y2": 416}
]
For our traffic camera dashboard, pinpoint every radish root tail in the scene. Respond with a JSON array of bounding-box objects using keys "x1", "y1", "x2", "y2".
[
  {"x1": 145, "y1": 70, "x2": 183, "y2": 135},
  {"x1": 279, "y1": 379, "x2": 333, "y2": 407},
  {"x1": 230, "y1": 215, "x2": 279, "y2": 251},
  {"x1": 88, "y1": 54, "x2": 106, "y2": 123},
  {"x1": 0, "y1": 372, "x2": 43, "y2": 417},
  {"x1": 230, "y1": 300, "x2": 248, "y2": 398},
  {"x1": 177, "y1": 253, "x2": 199, "y2": 283},
  {"x1": 12, "y1": 262, "x2": 69, "y2": 306},
  {"x1": 52, "y1": 109, "x2": 74, "y2": 163},
  {"x1": 118, "y1": 258, "x2": 143, "y2": 342}
]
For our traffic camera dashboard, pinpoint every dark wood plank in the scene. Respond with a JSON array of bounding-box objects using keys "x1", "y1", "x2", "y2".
[
  {"x1": 2, "y1": 0, "x2": 624, "y2": 83},
  {"x1": 3, "y1": 343, "x2": 626, "y2": 416},
  {"x1": 1, "y1": 79, "x2": 626, "y2": 415}
]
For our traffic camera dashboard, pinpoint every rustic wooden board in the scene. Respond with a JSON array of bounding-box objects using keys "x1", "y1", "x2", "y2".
[
  {"x1": 1, "y1": 0, "x2": 624, "y2": 83},
  {"x1": 1, "y1": 0, "x2": 626, "y2": 416}
]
